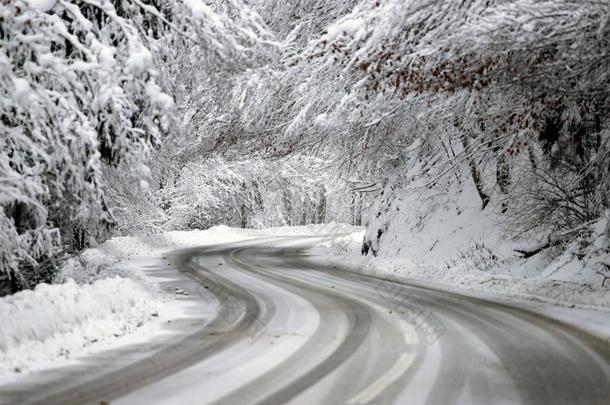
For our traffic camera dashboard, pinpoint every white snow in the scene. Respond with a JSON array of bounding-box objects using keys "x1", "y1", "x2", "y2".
[
  {"x1": 0, "y1": 278, "x2": 160, "y2": 376},
  {"x1": 183, "y1": 0, "x2": 223, "y2": 27},
  {"x1": 324, "y1": 169, "x2": 610, "y2": 309},
  {"x1": 146, "y1": 81, "x2": 174, "y2": 109},
  {"x1": 98, "y1": 223, "x2": 360, "y2": 259},
  {"x1": 90, "y1": 39, "x2": 116, "y2": 66},
  {"x1": 3, "y1": 218, "x2": 607, "y2": 385},
  {"x1": 325, "y1": 16, "x2": 365, "y2": 40},
  {"x1": 25, "y1": 0, "x2": 57, "y2": 12},
  {"x1": 13, "y1": 78, "x2": 33, "y2": 105},
  {"x1": 314, "y1": 205, "x2": 610, "y2": 337},
  {"x1": 321, "y1": 227, "x2": 610, "y2": 309},
  {"x1": 0, "y1": 224, "x2": 357, "y2": 381},
  {"x1": 126, "y1": 47, "x2": 153, "y2": 74}
]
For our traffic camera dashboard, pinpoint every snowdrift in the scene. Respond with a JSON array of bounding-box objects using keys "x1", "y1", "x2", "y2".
[{"x1": 0, "y1": 278, "x2": 160, "y2": 375}]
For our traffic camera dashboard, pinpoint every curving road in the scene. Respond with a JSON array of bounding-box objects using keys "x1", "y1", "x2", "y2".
[{"x1": 3, "y1": 236, "x2": 610, "y2": 404}]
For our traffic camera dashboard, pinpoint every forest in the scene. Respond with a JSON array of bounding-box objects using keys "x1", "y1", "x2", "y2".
[{"x1": 2, "y1": 0, "x2": 610, "y2": 292}]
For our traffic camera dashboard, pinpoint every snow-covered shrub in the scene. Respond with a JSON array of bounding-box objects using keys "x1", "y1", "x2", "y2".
[
  {"x1": 55, "y1": 250, "x2": 131, "y2": 286},
  {"x1": 450, "y1": 242, "x2": 506, "y2": 275}
]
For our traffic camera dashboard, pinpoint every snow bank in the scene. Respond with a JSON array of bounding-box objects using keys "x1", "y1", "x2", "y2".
[
  {"x1": 333, "y1": 162, "x2": 610, "y2": 309},
  {"x1": 314, "y1": 232, "x2": 610, "y2": 339},
  {"x1": 57, "y1": 247, "x2": 143, "y2": 285},
  {"x1": 97, "y1": 223, "x2": 361, "y2": 259},
  {"x1": 319, "y1": 184, "x2": 610, "y2": 309},
  {"x1": 0, "y1": 278, "x2": 160, "y2": 375}
]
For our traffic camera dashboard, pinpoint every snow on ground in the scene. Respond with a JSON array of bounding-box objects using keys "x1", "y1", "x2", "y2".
[
  {"x1": 88, "y1": 223, "x2": 359, "y2": 260},
  {"x1": 327, "y1": 175, "x2": 610, "y2": 307},
  {"x1": 0, "y1": 278, "x2": 160, "y2": 377},
  {"x1": 313, "y1": 191, "x2": 610, "y2": 338},
  {"x1": 316, "y1": 230, "x2": 610, "y2": 339},
  {"x1": 3, "y1": 217, "x2": 607, "y2": 382},
  {"x1": 322, "y1": 232, "x2": 610, "y2": 310},
  {"x1": 0, "y1": 223, "x2": 357, "y2": 382}
]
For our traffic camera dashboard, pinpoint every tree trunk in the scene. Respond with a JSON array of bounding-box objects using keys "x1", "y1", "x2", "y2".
[
  {"x1": 299, "y1": 198, "x2": 308, "y2": 225},
  {"x1": 351, "y1": 194, "x2": 362, "y2": 226},
  {"x1": 282, "y1": 189, "x2": 293, "y2": 226},
  {"x1": 240, "y1": 204, "x2": 249, "y2": 228},
  {"x1": 240, "y1": 182, "x2": 249, "y2": 228},
  {"x1": 461, "y1": 133, "x2": 490, "y2": 209},
  {"x1": 315, "y1": 184, "x2": 326, "y2": 224},
  {"x1": 496, "y1": 153, "x2": 510, "y2": 212}
]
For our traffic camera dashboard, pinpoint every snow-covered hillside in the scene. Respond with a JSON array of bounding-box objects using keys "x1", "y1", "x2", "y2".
[{"x1": 323, "y1": 184, "x2": 610, "y2": 309}]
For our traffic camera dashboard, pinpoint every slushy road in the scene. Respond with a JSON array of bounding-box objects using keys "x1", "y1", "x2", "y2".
[{"x1": 4, "y1": 236, "x2": 610, "y2": 404}]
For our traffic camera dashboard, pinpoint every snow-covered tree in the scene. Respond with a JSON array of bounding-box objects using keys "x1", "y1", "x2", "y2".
[
  {"x1": 5, "y1": 0, "x2": 609, "y2": 291},
  {"x1": 151, "y1": 155, "x2": 355, "y2": 231},
  {"x1": 298, "y1": 0, "x2": 610, "y2": 253},
  {"x1": 0, "y1": 0, "x2": 275, "y2": 291}
]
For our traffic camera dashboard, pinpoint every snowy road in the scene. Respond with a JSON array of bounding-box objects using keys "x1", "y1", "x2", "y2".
[{"x1": 5, "y1": 236, "x2": 610, "y2": 404}]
